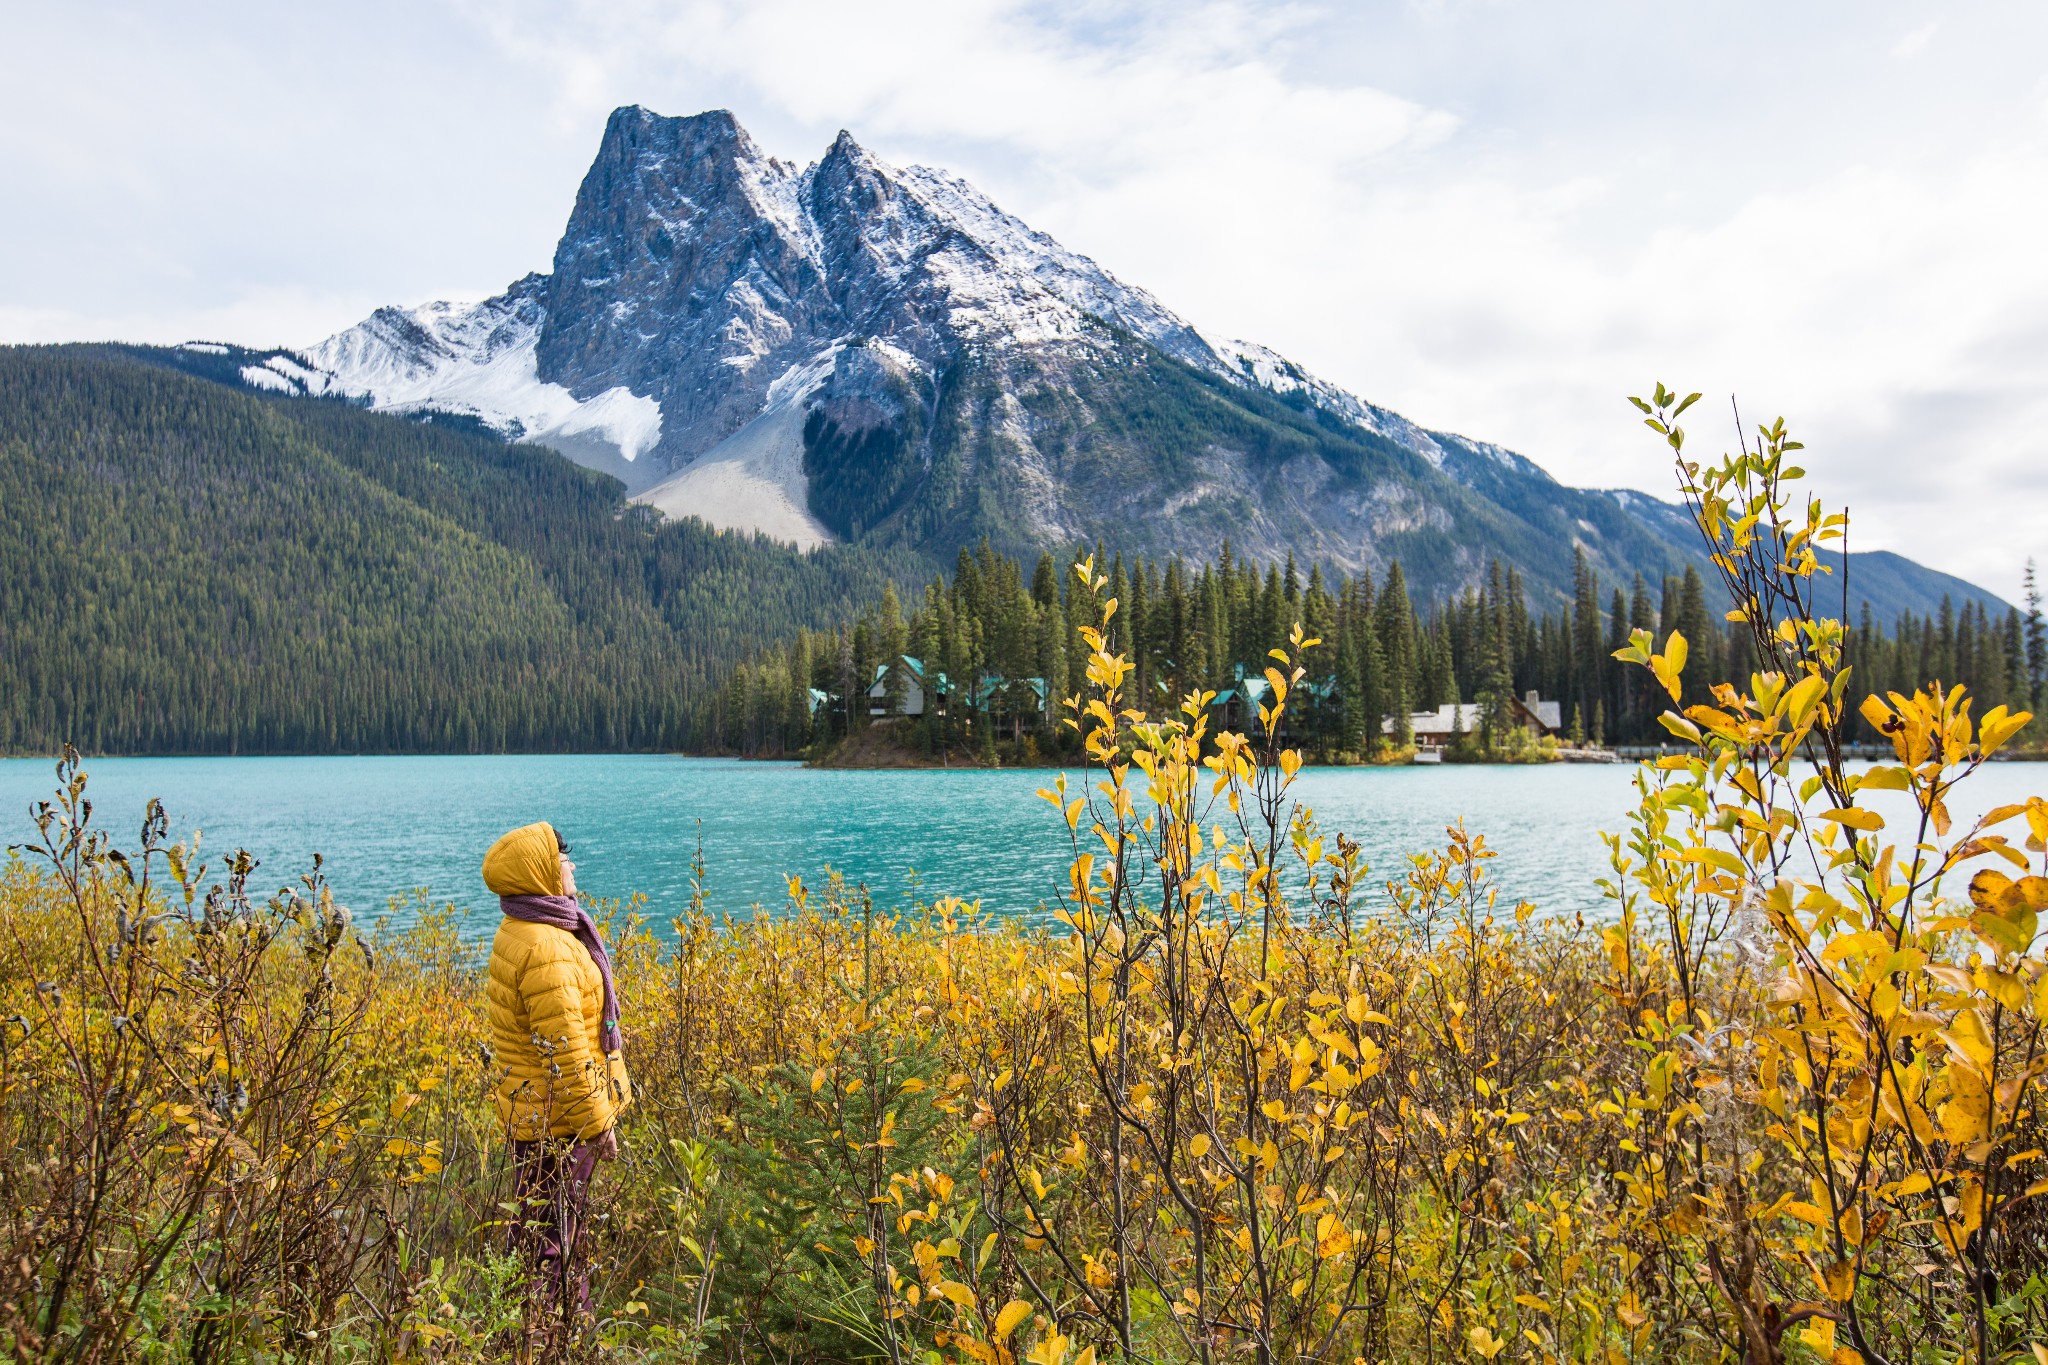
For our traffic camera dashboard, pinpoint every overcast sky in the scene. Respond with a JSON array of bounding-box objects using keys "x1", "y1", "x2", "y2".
[{"x1": 4, "y1": 0, "x2": 2044, "y2": 601}]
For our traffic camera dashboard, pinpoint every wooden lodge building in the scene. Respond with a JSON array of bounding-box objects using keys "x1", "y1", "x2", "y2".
[
  {"x1": 858, "y1": 654, "x2": 1567, "y2": 754},
  {"x1": 1385, "y1": 691, "x2": 1564, "y2": 752}
]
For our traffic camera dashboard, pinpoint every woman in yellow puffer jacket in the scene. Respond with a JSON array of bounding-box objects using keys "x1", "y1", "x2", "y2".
[{"x1": 481, "y1": 821, "x2": 632, "y2": 1342}]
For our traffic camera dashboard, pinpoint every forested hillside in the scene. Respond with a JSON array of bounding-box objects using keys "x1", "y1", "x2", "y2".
[{"x1": 0, "y1": 346, "x2": 916, "y2": 754}]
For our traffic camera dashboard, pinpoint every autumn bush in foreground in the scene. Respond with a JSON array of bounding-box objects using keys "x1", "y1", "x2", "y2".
[{"x1": 2, "y1": 391, "x2": 2046, "y2": 1363}]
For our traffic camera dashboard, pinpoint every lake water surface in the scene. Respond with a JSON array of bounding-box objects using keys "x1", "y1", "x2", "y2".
[{"x1": 1, "y1": 755, "x2": 2039, "y2": 936}]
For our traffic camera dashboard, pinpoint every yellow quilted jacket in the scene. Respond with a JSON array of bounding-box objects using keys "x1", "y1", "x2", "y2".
[{"x1": 482, "y1": 823, "x2": 632, "y2": 1140}]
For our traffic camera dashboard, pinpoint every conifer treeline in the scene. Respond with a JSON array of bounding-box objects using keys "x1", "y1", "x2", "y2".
[{"x1": 709, "y1": 542, "x2": 2048, "y2": 760}]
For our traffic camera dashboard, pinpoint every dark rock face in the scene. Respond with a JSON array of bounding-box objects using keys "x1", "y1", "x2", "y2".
[
  {"x1": 536, "y1": 108, "x2": 832, "y2": 462},
  {"x1": 526, "y1": 106, "x2": 1217, "y2": 483}
]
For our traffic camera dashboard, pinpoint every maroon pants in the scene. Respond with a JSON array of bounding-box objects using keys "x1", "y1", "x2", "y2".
[{"x1": 510, "y1": 1138, "x2": 603, "y2": 1330}]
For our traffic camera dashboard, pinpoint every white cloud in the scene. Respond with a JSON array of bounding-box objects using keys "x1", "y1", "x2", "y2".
[
  {"x1": 1892, "y1": 21, "x2": 1939, "y2": 58},
  {"x1": 3, "y1": 0, "x2": 2044, "y2": 598}
]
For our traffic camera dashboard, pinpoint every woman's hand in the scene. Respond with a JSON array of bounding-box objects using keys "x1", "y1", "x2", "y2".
[{"x1": 594, "y1": 1127, "x2": 619, "y2": 1161}]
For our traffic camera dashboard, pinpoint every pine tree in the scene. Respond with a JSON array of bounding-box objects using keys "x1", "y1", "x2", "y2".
[
  {"x1": 2003, "y1": 609, "x2": 2029, "y2": 711},
  {"x1": 1676, "y1": 566, "x2": 1713, "y2": 707},
  {"x1": 837, "y1": 632, "x2": 858, "y2": 738},
  {"x1": 1570, "y1": 549, "x2": 1602, "y2": 741},
  {"x1": 1476, "y1": 561, "x2": 1514, "y2": 753},
  {"x1": 878, "y1": 583, "x2": 909, "y2": 713},
  {"x1": 1376, "y1": 563, "x2": 1417, "y2": 714},
  {"x1": 2027, "y1": 559, "x2": 2046, "y2": 712},
  {"x1": 1336, "y1": 634, "x2": 1365, "y2": 757}
]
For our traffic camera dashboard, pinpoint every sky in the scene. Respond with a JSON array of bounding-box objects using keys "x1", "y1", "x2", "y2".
[{"x1": 3, "y1": 0, "x2": 2044, "y2": 601}]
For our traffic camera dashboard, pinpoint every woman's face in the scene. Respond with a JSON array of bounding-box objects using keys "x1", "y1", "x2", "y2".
[{"x1": 558, "y1": 852, "x2": 578, "y2": 896}]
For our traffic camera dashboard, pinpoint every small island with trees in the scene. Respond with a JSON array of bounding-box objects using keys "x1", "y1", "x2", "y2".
[{"x1": 706, "y1": 540, "x2": 2048, "y2": 767}]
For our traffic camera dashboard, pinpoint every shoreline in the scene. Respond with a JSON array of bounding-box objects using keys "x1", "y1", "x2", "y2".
[{"x1": 5, "y1": 745, "x2": 2043, "y2": 766}]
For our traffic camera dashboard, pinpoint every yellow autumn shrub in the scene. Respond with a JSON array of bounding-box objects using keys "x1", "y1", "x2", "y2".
[{"x1": 0, "y1": 389, "x2": 2040, "y2": 1364}]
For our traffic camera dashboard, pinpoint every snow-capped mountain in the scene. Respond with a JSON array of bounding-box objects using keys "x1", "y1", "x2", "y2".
[
  {"x1": 237, "y1": 107, "x2": 1711, "y2": 598},
  {"x1": 283, "y1": 107, "x2": 1268, "y2": 550}
]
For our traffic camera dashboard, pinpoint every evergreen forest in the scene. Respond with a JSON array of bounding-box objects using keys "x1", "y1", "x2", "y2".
[
  {"x1": 708, "y1": 539, "x2": 2048, "y2": 762},
  {"x1": 0, "y1": 346, "x2": 919, "y2": 754}
]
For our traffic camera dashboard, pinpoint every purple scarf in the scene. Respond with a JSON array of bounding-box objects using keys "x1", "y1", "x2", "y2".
[{"x1": 500, "y1": 894, "x2": 622, "y2": 1053}]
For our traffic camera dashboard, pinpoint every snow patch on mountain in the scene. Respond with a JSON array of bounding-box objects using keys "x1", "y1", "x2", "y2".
[
  {"x1": 891, "y1": 165, "x2": 1213, "y2": 364},
  {"x1": 238, "y1": 363, "x2": 295, "y2": 393},
  {"x1": 1204, "y1": 334, "x2": 1450, "y2": 468},
  {"x1": 735, "y1": 152, "x2": 818, "y2": 263},
  {"x1": 630, "y1": 344, "x2": 842, "y2": 551},
  {"x1": 1435, "y1": 431, "x2": 1552, "y2": 481},
  {"x1": 306, "y1": 288, "x2": 662, "y2": 463}
]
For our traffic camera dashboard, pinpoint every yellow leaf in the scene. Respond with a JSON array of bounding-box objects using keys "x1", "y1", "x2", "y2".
[
  {"x1": 1025, "y1": 1332, "x2": 1070, "y2": 1365},
  {"x1": 1785, "y1": 673, "x2": 1827, "y2": 727},
  {"x1": 1817, "y1": 807, "x2": 1884, "y2": 831},
  {"x1": 935, "y1": 1280, "x2": 976, "y2": 1308},
  {"x1": 1941, "y1": 1065, "x2": 1992, "y2": 1145},
  {"x1": 1972, "y1": 870, "x2": 2022, "y2": 914},
  {"x1": 995, "y1": 1300, "x2": 1033, "y2": 1342},
  {"x1": 1468, "y1": 1325, "x2": 1507, "y2": 1359},
  {"x1": 1980, "y1": 705, "x2": 2033, "y2": 756},
  {"x1": 1974, "y1": 907, "x2": 2038, "y2": 956},
  {"x1": 1966, "y1": 870, "x2": 2042, "y2": 953},
  {"x1": 1650, "y1": 633, "x2": 1688, "y2": 701}
]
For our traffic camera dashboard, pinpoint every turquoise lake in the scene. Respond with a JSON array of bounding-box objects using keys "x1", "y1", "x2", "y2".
[{"x1": 1, "y1": 755, "x2": 2039, "y2": 935}]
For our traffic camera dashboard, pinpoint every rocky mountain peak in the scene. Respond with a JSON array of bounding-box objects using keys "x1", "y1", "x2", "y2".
[
  {"x1": 290, "y1": 105, "x2": 1806, "y2": 608},
  {"x1": 535, "y1": 107, "x2": 824, "y2": 428}
]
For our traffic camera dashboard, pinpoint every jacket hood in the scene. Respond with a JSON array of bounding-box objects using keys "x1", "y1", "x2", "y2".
[{"x1": 482, "y1": 821, "x2": 563, "y2": 897}]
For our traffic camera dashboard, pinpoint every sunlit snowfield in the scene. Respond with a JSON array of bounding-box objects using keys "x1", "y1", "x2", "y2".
[{"x1": 1, "y1": 755, "x2": 2038, "y2": 934}]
